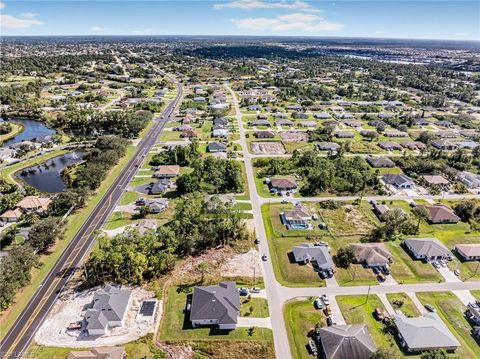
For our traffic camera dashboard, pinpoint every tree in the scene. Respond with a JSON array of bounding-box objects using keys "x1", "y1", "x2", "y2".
[
  {"x1": 412, "y1": 206, "x2": 429, "y2": 232},
  {"x1": 196, "y1": 261, "x2": 211, "y2": 283},
  {"x1": 333, "y1": 246, "x2": 355, "y2": 268},
  {"x1": 27, "y1": 217, "x2": 65, "y2": 253},
  {"x1": 370, "y1": 347, "x2": 400, "y2": 359},
  {"x1": 420, "y1": 349, "x2": 449, "y2": 359},
  {"x1": 138, "y1": 204, "x2": 150, "y2": 218},
  {"x1": 22, "y1": 211, "x2": 40, "y2": 226}
]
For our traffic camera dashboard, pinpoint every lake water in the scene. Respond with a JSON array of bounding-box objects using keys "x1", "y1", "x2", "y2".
[
  {"x1": 2, "y1": 119, "x2": 56, "y2": 147},
  {"x1": 16, "y1": 152, "x2": 85, "y2": 193}
]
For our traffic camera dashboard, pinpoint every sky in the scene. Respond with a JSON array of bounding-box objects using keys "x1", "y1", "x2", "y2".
[{"x1": 0, "y1": 0, "x2": 479, "y2": 40}]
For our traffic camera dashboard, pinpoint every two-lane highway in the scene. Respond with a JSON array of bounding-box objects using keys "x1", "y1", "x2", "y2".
[{"x1": 0, "y1": 78, "x2": 183, "y2": 359}]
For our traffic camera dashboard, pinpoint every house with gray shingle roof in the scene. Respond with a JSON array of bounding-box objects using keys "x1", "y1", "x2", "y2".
[
  {"x1": 84, "y1": 285, "x2": 132, "y2": 336},
  {"x1": 402, "y1": 237, "x2": 452, "y2": 261},
  {"x1": 318, "y1": 324, "x2": 376, "y2": 359},
  {"x1": 292, "y1": 243, "x2": 333, "y2": 271},
  {"x1": 382, "y1": 173, "x2": 414, "y2": 189},
  {"x1": 366, "y1": 156, "x2": 395, "y2": 168},
  {"x1": 394, "y1": 312, "x2": 459, "y2": 352},
  {"x1": 190, "y1": 281, "x2": 240, "y2": 330}
]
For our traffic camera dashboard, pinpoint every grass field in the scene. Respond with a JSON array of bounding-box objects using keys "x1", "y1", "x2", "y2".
[
  {"x1": 386, "y1": 293, "x2": 421, "y2": 317},
  {"x1": 416, "y1": 292, "x2": 480, "y2": 359},
  {"x1": 337, "y1": 295, "x2": 404, "y2": 356},
  {"x1": 284, "y1": 299, "x2": 326, "y2": 359},
  {"x1": 240, "y1": 298, "x2": 270, "y2": 317},
  {"x1": 0, "y1": 122, "x2": 24, "y2": 143}
]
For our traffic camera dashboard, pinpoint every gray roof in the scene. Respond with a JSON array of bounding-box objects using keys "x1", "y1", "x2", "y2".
[
  {"x1": 319, "y1": 324, "x2": 376, "y2": 359},
  {"x1": 85, "y1": 285, "x2": 131, "y2": 331},
  {"x1": 382, "y1": 173, "x2": 414, "y2": 187},
  {"x1": 292, "y1": 243, "x2": 333, "y2": 268},
  {"x1": 208, "y1": 142, "x2": 227, "y2": 152},
  {"x1": 316, "y1": 142, "x2": 340, "y2": 151},
  {"x1": 403, "y1": 237, "x2": 451, "y2": 258},
  {"x1": 190, "y1": 281, "x2": 240, "y2": 325},
  {"x1": 367, "y1": 157, "x2": 395, "y2": 168},
  {"x1": 394, "y1": 312, "x2": 460, "y2": 350}
]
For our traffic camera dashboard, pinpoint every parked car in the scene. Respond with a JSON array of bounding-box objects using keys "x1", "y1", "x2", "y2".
[
  {"x1": 432, "y1": 261, "x2": 440, "y2": 269},
  {"x1": 321, "y1": 295, "x2": 330, "y2": 305},
  {"x1": 327, "y1": 315, "x2": 337, "y2": 326},
  {"x1": 308, "y1": 339, "x2": 317, "y2": 356},
  {"x1": 439, "y1": 259, "x2": 447, "y2": 267},
  {"x1": 281, "y1": 199, "x2": 289, "y2": 204},
  {"x1": 262, "y1": 254, "x2": 268, "y2": 261},
  {"x1": 425, "y1": 304, "x2": 436, "y2": 312},
  {"x1": 239, "y1": 288, "x2": 249, "y2": 296},
  {"x1": 254, "y1": 238, "x2": 260, "y2": 244},
  {"x1": 372, "y1": 267, "x2": 380, "y2": 275},
  {"x1": 251, "y1": 287, "x2": 260, "y2": 293},
  {"x1": 314, "y1": 299, "x2": 324, "y2": 309},
  {"x1": 323, "y1": 306, "x2": 332, "y2": 316},
  {"x1": 454, "y1": 269, "x2": 460, "y2": 276},
  {"x1": 374, "y1": 307, "x2": 385, "y2": 321},
  {"x1": 381, "y1": 266, "x2": 390, "y2": 275},
  {"x1": 377, "y1": 274, "x2": 386, "y2": 282}
]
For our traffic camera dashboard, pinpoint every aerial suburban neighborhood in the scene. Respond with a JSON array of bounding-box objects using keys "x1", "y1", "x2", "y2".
[{"x1": 0, "y1": 1, "x2": 479, "y2": 359}]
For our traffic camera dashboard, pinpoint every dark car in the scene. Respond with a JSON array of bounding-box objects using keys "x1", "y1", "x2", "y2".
[
  {"x1": 381, "y1": 266, "x2": 390, "y2": 275},
  {"x1": 377, "y1": 274, "x2": 386, "y2": 282},
  {"x1": 372, "y1": 267, "x2": 380, "y2": 275}
]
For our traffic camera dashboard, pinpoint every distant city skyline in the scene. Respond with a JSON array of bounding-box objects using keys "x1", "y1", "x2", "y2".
[{"x1": 1, "y1": 0, "x2": 479, "y2": 41}]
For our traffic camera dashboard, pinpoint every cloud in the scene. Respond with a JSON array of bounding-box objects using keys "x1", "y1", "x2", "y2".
[
  {"x1": 1, "y1": 14, "x2": 43, "y2": 29},
  {"x1": 91, "y1": 26, "x2": 107, "y2": 32},
  {"x1": 374, "y1": 30, "x2": 386, "y2": 35},
  {"x1": 454, "y1": 32, "x2": 468, "y2": 37},
  {"x1": 132, "y1": 28, "x2": 152, "y2": 34},
  {"x1": 214, "y1": 0, "x2": 320, "y2": 12},
  {"x1": 0, "y1": 2, "x2": 5, "y2": 10},
  {"x1": 231, "y1": 12, "x2": 343, "y2": 32},
  {"x1": 20, "y1": 12, "x2": 38, "y2": 19}
]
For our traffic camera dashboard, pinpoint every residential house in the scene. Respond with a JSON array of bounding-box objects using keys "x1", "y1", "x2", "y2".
[
  {"x1": 316, "y1": 142, "x2": 340, "y2": 152},
  {"x1": 181, "y1": 130, "x2": 197, "y2": 139},
  {"x1": 149, "y1": 179, "x2": 171, "y2": 195},
  {"x1": 208, "y1": 142, "x2": 227, "y2": 153},
  {"x1": 458, "y1": 171, "x2": 480, "y2": 189},
  {"x1": 382, "y1": 174, "x2": 414, "y2": 189},
  {"x1": 401, "y1": 141, "x2": 427, "y2": 151},
  {"x1": 254, "y1": 131, "x2": 275, "y2": 139},
  {"x1": 466, "y1": 303, "x2": 480, "y2": 325},
  {"x1": 248, "y1": 120, "x2": 271, "y2": 127},
  {"x1": 84, "y1": 285, "x2": 132, "y2": 336},
  {"x1": 437, "y1": 131, "x2": 459, "y2": 139},
  {"x1": 431, "y1": 140, "x2": 457, "y2": 150},
  {"x1": 384, "y1": 130, "x2": 409, "y2": 138},
  {"x1": 418, "y1": 204, "x2": 460, "y2": 224},
  {"x1": 378, "y1": 141, "x2": 403, "y2": 151},
  {"x1": 247, "y1": 105, "x2": 262, "y2": 111},
  {"x1": 190, "y1": 281, "x2": 240, "y2": 330},
  {"x1": 136, "y1": 219, "x2": 157, "y2": 235},
  {"x1": 17, "y1": 196, "x2": 51, "y2": 213},
  {"x1": 455, "y1": 141, "x2": 479, "y2": 150},
  {"x1": 214, "y1": 117, "x2": 229, "y2": 127},
  {"x1": 317, "y1": 324, "x2": 376, "y2": 359},
  {"x1": 314, "y1": 112, "x2": 331, "y2": 119},
  {"x1": 276, "y1": 120, "x2": 294, "y2": 127},
  {"x1": 285, "y1": 104, "x2": 302, "y2": 111},
  {"x1": 145, "y1": 198, "x2": 169, "y2": 213},
  {"x1": 371, "y1": 202, "x2": 391, "y2": 220},
  {"x1": 153, "y1": 165, "x2": 180, "y2": 178},
  {"x1": 0, "y1": 208, "x2": 23, "y2": 222},
  {"x1": 366, "y1": 157, "x2": 395, "y2": 168},
  {"x1": 394, "y1": 312, "x2": 459, "y2": 352},
  {"x1": 335, "y1": 131, "x2": 355, "y2": 138},
  {"x1": 67, "y1": 347, "x2": 126, "y2": 359},
  {"x1": 403, "y1": 237, "x2": 453, "y2": 261},
  {"x1": 212, "y1": 128, "x2": 229, "y2": 138},
  {"x1": 272, "y1": 113, "x2": 288, "y2": 119},
  {"x1": 281, "y1": 205, "x2": 312, "y2": 230},
  {"x1": 292, "y1": 112, "x2": 308, "y2": 119},
  {"x1": 454, "y1": 244, "x2": 480, "y2": 261},
  {"x1": 350, "y1": 243, "x2": 393, "y2": 268},
  {"x1": 298, "y1": 121, "x2": 316, "y2": 128},
  {"x1": 421, "y1": 175, "x2": 450, "y2": 188},
  {"x1": 292, "y1": 243, "x2": 333, "y2": 270},
  {"x1": 269, "y1": 177, "x2": 298, "y2": 192},
  {"x1": 413, "y1": 118, "x2": 431, "y2": 126}
]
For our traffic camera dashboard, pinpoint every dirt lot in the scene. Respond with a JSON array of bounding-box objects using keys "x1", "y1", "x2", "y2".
[
  {"x1": 220, "y1": 248, "x2": 262, "y2": 278},
  {"x1": 250, "y1": 141, "x2": 286, "y2": 155},
  {"x1": 279, "y1": 131, "x2": 309, "y2": 142},
  {"x1": 319, "y1": 204, "x2": 375, "y2": 236},
  {"x1": 35, "y1": 286, "x2": 160, "y2": 348}
]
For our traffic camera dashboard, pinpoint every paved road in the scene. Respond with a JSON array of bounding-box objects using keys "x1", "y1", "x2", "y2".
[{"x1": 0, "y1": 78, "x2": 183, "y2": 359}]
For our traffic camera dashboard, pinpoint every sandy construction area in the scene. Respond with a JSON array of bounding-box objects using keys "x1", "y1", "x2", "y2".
[
  {"x1": 35, "y1": 286, "x2": 160, "y2": 348},
  {"x1": 250, "y1": 141, "x2": 286, "y2": 155},
  {"x1": 280, "y1": 131, "x2": 309, "y2": 142},
  {"x1": 220, "y1": 248, "x2": 262, "y2": 278}
]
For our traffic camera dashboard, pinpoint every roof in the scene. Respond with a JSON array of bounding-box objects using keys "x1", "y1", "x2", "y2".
[
  {"x1": 270, "y1": 177, "x2": 297, "y2": 189},
  {"x1": 421, "y1": 175, "x2": 450, "y2": 185},
  {"x1": 68, "y1": 347, "x2": 125, "y2": 359},
  {"x1": 190, "y1": 281, "x2": 240, "y2": 325},
  {"x1": 366, "y1": 157, "x2": 395, "y2": 168},
  {"x1": 319, "y1": 324, "x2": 376, "y2": 359},
  {"x1": 382, "y1": 174, "x2": 414, "y2": 187},
  {"x1": 1, "y1": 208, "x2": 23, "y2": 219},
  {"x1": 317, "y1": 142, "x2": 340, "y2": 151},
  {"x1": 283, "y1": 206, "x2": 310, "y2": 221},
  {"x1": 350, "y1": 243, "x2": 392, "y2": 266},
  {"x1": 455, "y1": 244, "x2": 480, "y2": 258},
  {"x1": 292, "y1": 243, "x2": 333, "y2": 267},
  {"x1": 419, "y1": 204, "x2": 460, "y2": 222},
  {"x1": 403, "y1": 237, "x2": 451, "y2": 258},
  {"x1": 16, "y1": 196, "x2": 51, "y2": 211},
  {"x1": 208, "y1": 142, "x2": 227, "y2": 151},
  {"x1": 85, "y1": 285, "x2": 131, "y2": 331},
  {"x1": 137, "y1": 219, "x2": 157, "y2": 234},
  {"x1": 394, "y1": 312, "x2": 460, "y2": 350},
  {"x1": 155, "y1": 165, "x2": 180, "y2": 176}
]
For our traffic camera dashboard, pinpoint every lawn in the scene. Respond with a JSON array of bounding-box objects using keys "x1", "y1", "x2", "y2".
[
  {"x1": 284, "y1": 299, "x2": 327, "y2": 359},
  {"x1": 416, "y1": 292, "x2": 480, "y2": 359},
  {"x1": 472, "y1": 291, "x2": 480, "y2": 300},
  {"x1": 0, "y1": 146, "x2": 137, "y2": 339},
  {"x1": 159, "y1": 130, "x2": 182, "y2": 142},
  {"x1": 119, "y1": 190, "x2": 139, "y2": 205},
  {"x1": 386, "y1": 293, "x2": 421, "y2": 317},
  {"x1": 159, "y1": 286, "x2": 274, "y2": 343},
  {"x1": 337, "y1": 295, "x2": 403, "y2": 356},
  {"x1": 0, "y1": 122, "x2": 24, "y2": 143},
  {"x1": 317, "y1": 203, "x2": 375, "y2": 237},
  {"x1": 240, "y1": 298, "x2": 269, "y2": 317}
]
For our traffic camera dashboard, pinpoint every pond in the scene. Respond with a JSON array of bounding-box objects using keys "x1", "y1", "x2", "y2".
[
  {"x1": 16, "y1": 152, "x2": 85, "y2": 193},
  {"x1": 2, "y1": 119, "x2": 56, "y2": 147}
]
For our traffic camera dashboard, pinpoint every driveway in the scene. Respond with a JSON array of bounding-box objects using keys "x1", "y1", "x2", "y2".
[
  {"x1": 329, "y1": 297, "x2": 346, "y2": 325},
  {"x1": 436, "y1": 265, "x2": 461, "y2": 283},
  {"x1": 237, "y1": 316, "x2": 272, "y2": 329},
  {"x1": 453, "y1": 290, "x2": 477, "y2": 305},
  {"x1": 377, "y1": 293, "x2": 396, "y2": 315}
]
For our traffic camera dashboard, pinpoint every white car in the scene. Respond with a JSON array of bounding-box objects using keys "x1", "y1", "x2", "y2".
[
  {"x1": 432, "y1": 261, "x2": 440, "y2": 269},
  {"x1": 314, "y1": 299, "x2": 324, "y2": 309},
  {"x1": 439, "y1": 260, "x2": 447, "y2": 267},
  {"x1": 321, "y1": 295, "x2": 330, "y2": 305}
]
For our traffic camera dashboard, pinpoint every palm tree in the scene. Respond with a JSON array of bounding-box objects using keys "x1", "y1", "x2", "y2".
[
  {"x1": 22, "y1": 211, "x2": 40, "y2": 226},
  {"x1": 412, "y1": 206, "x2": 429, "y2": 232}
]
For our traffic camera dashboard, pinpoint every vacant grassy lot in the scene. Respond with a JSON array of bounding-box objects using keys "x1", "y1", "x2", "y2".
[
  {"x1": 416, "y1": 292, "x2": 480, "y2": 359},
  {"x1": 317, "y1": 203, "x2": 375, "y2": 236},
  {"x1": 284, "y1": 299, "x2": 327, "y2": 359},
  {"x1": 240, "y1": 298, "x2": 269, "y2": 317},
  {"x1": 119, "y1": 190, "x2": 139, "y2": 205},
  {"x1": 337, "y1": 295, "x2": 403, "y2": 356},
  {"x1": 386, "y1": 293, "x2": 421, "y2": 318},
  {"x1": 160, "y1": 286, "x2": 273, "y2": 342}
]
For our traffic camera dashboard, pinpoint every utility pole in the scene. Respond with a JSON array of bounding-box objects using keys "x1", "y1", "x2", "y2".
[{"x1": 365, "y1": 285, "x2": 371, "y2": 303}]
